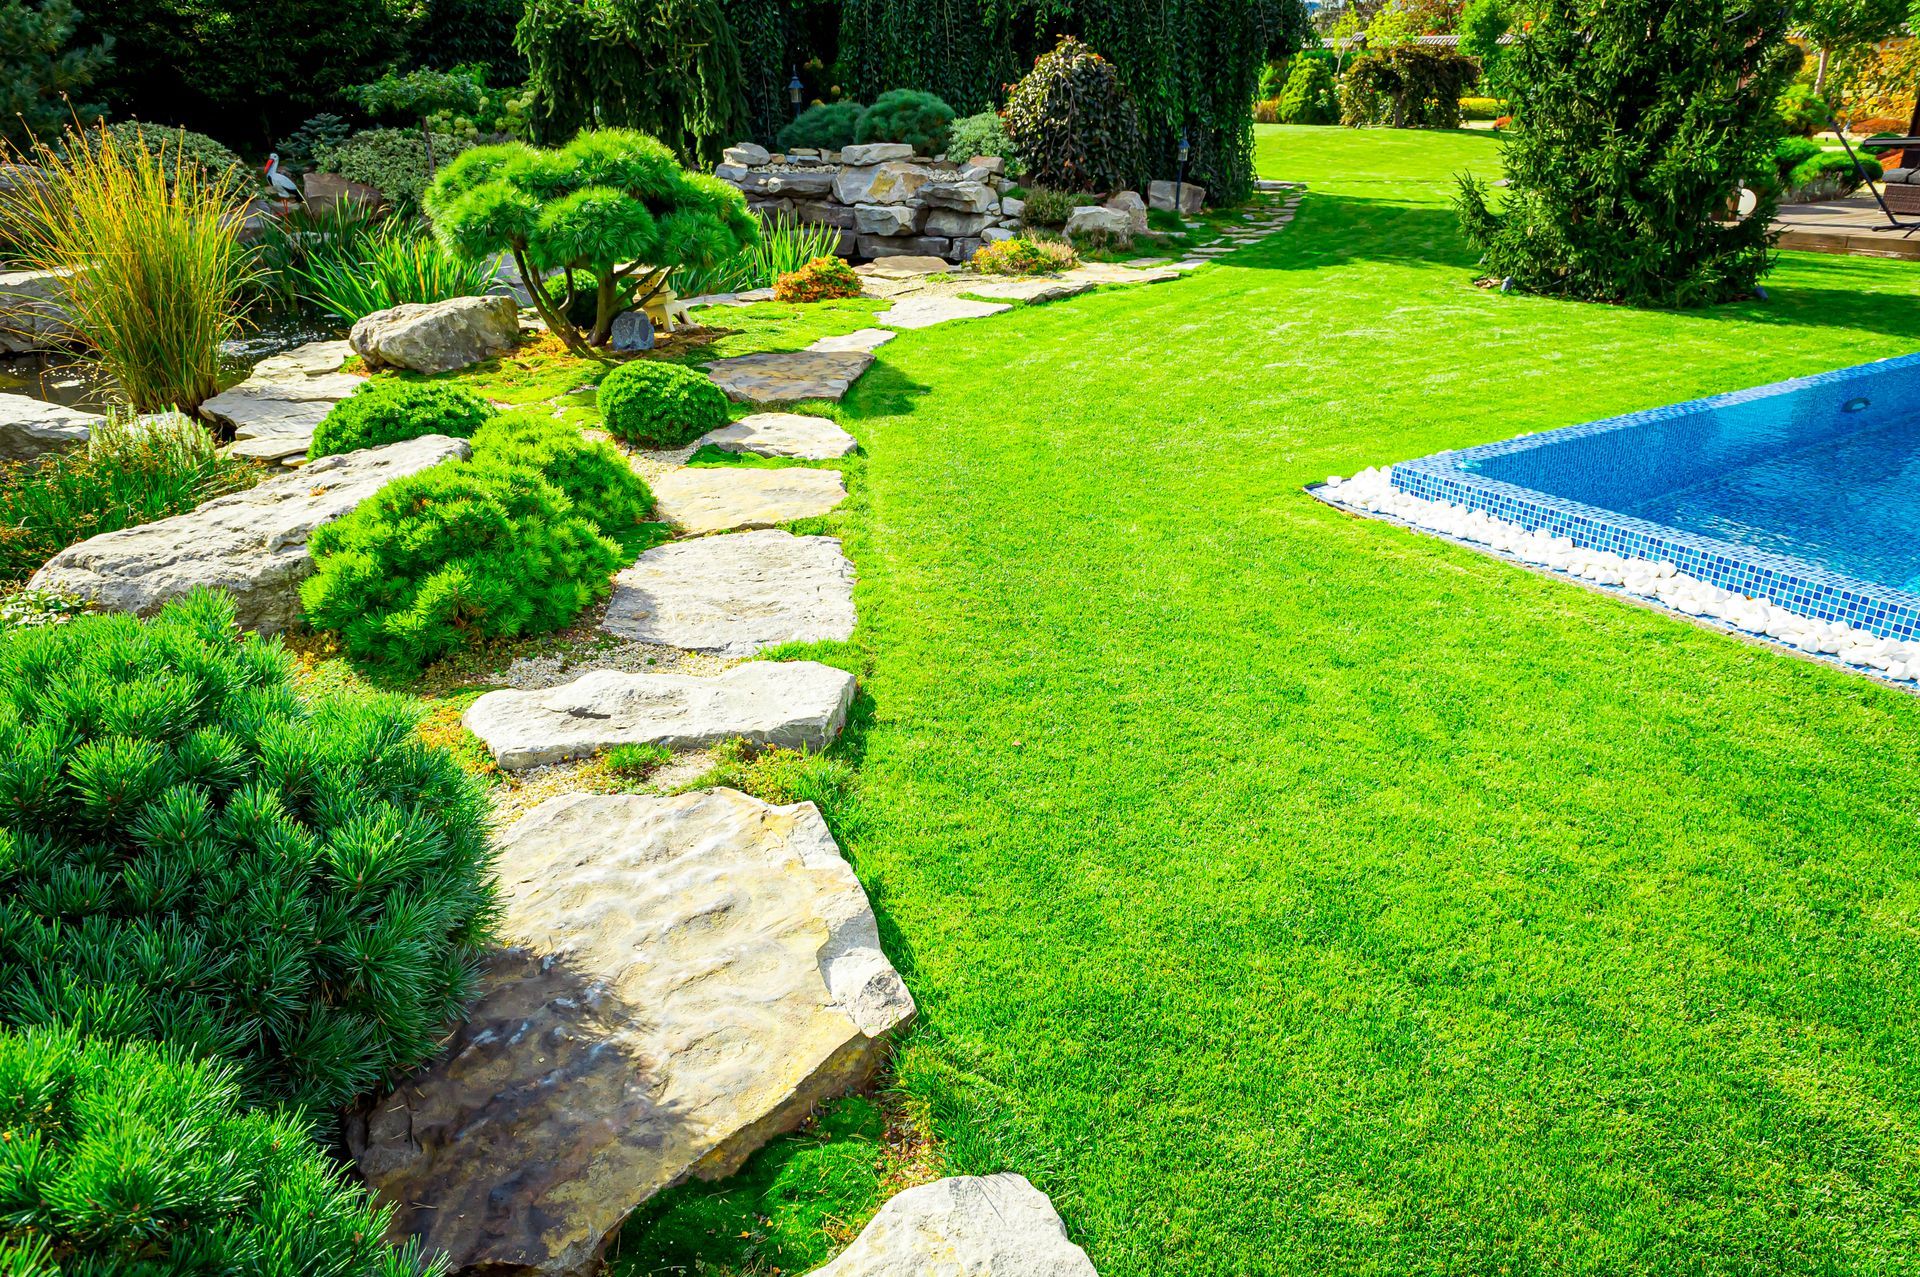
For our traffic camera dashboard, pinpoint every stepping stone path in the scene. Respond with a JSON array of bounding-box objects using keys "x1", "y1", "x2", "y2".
[
  {"x1": 809, "y1": 328, "x2": 896, "y2": 354},
  {"x1": 603, "y1": 529, "x2": 856, "y2": 655},
  {"x1": 877, "y1": 295, "x2": 1013, "y2": 329},
  {"x1": 807, "y1": 1175, "x2": 1097, "y2": 1277},
  {"x1": 349, "y1": 789, "x2": 916, "y2": 1277},
  {"x1": 0, "y1": 394, "x2": 95, "y2": 461},
  {"x1": 649, "y1": 465, "x2": 848, "y2": 536},
  {"x1": 199, "y1": 339, "x2": 360, "y2": 462},
  {"x1": 698, "y1": 412, "x2": 857, "y2": 460},
  {"x1": 966, "y1": 276, "x2": 1097, "y2": 305},
  {"x1": 463, "y1": 660, "x2": 856, "y2": 769},
  {"x1": 32, "y1": 433, "x2": 467, "y2": 633},
  {"x1": 706, "y1": 350, "x2": 874, "y2": 404}
]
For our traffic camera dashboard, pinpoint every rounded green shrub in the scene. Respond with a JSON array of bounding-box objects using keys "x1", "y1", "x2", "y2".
[
  {"x1": 309, "y1": 380, "x2": 497, "y2": 460},
  {"x1": 61, "y1": 121, "x2": 250, "y2": 186},
  {"x1": 944, "y1": 110, "x2": 1020, "y2": 172},
  {"x1": 301, "y1": 462, "x2": 621, "y2": 675},
  {"x1": 597, "y1": 360, "x2": 730, "y2": 449},
  {"x1": 472, "y1": 410, "x2": 654, "y2": 529},
  {"x1": 778, "y1": 101, "x2": 865, "y2": 153},
  {"x1": 0, "y1": 589, "x2": 494, "y2": 1110},
  {"x1": 854, "y1": 89, "x2": 956, "y2": 155},
  {"x1": 1004, "y1": 38, "x2": 1144, "y2": 194},
  {"x1": 1785, "y1": 150, "x2": 1880, "y2": 200},
  {"x1": 0, "y1": 1026, "x2": 439, "y2": 1277},
  {"x1": 1277, "y1": 58, "x2": 1338, "y2": 126},
  {"x1": 317, "y1": 128, "x2": 474, "y2": 209}
]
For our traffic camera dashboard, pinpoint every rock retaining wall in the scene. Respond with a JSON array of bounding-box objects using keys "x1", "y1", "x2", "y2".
[{"x1": 713, "y1": 141, "x2": 1021, "y2": 265}]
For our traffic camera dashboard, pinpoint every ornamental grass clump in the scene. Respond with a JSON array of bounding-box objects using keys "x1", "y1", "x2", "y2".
[
  {"x1": 597, "y1": 360, "x2": 730, "y2": 449},
  {"x1": 0, "y1": 1026, "x2": 446, "y2": 1277},
  {"x1": 471, "y1": 410, "x2": 654, "y2": 530},
  {"x1": 294, "y1": 217, "x2": 500, "y2": 324},
  {"x1": 0, "y1": 590, "x2": 495, "y2": 1110},
  {"x1": 309, "y1": 379, "x2": 497, "y2": 460},
  {"x1": 772, "y1": 255, "x2": 861, "y2": 304},
  {"x1": 970, "y1": 235, "x2": 1078, "y2": 276},
  {"x1": 2, "y1": 123, "x2": 256, "y2": 413},
  {"x1": 300, "y1": 461, "x2": 622, "y2": 675}
]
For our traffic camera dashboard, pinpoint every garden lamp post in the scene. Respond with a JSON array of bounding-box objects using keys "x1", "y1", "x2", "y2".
[
  {"x1": 1175, "y1": 133, "x2": 1191, "y2": 214},
  {"x1": 789, "y1": 69, "x2": 805, "y2": 119}
]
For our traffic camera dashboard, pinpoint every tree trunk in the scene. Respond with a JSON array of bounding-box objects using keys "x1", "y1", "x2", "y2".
[
  {"x1": 592, "y1": 274, "x2": 619, "y2": 346},
  {"x1": 1815, "y1": 45, "x2": 1830, "y2": 96}
]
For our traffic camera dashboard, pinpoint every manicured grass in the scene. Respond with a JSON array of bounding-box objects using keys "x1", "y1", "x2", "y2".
[{"x1": 820, "y1": 124, "x2": 1920, "y2": 1274}]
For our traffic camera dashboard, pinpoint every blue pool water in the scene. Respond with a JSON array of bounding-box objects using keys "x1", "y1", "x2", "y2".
[{"x1": 1390, "y1": 353, "x2": 1920, "y2": 640}]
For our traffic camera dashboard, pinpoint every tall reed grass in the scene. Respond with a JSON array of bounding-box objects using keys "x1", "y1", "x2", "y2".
[
  {"x1": 671, "y1": 213, "x2": 848, "y2": 298},
  {"x1": 1, "y1": 123, "x2": 256, "y2": 413},
  {"x1": 295, "y1": 218, "x2": 499, "y2": 323},
  {"x1": 0, "y1": 411, "x2": 262, "y2": 582}
]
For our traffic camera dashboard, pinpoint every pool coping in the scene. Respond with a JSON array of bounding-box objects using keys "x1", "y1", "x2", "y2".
[{"x1": 1387, "y1": 354, "x2": 1920, "y2": 641}]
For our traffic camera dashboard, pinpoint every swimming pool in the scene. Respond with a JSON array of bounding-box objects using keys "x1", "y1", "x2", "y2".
[{"x1": 1384, "y1": 354, "x2": 1920, "y2": 643}]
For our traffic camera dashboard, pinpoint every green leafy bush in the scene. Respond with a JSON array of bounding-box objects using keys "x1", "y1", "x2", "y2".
[
  {"x1": 1785, "y1": 150, "x2": 1880, "y2": 201},
  {"x1": 0, "y1": 412, "x2": 260, "y2": 582},
  {"x1": 1004, "y1": 36, "x2": 1144, "y2": 194},
  {"x1": 58, "y1": 121, "x2": 249, "y2": 186},
  {"x1": 854, "y1": 88, "x2": 956, "y2": 154},
  {"x1": 596, "y1": 360, "x2": 731, "y2": 449},
  {"x1": 778, "y1": 100, "x2": 865, "y2": 152},
  {"x1": 0, "y1": 589, "x2": 494, "y2": 1108},
  {"x1": 772, "y1": 254, "x2": 861, "y2": 303},
  {"x1": 1773, "y1": 136, "x2": 1824, "y2": 174},
  {"x1": 310, "y1": 380, "x2": 495, "y2": 460},
  {"x1": 1342, "y1": 47, "x2": 1479, "y2": 128},
  {"x1": 1459, "y1": 96, "x2": 1507, "y2": 122},
  {"x1": 944, "y1": 110, "x2": 1020, "y2": 171},
  {"x1": 316, "y1": 128, "x2": 473, "y2": 210},
  {"x1": 1278, "y1": 57, "x2": 1338, "y2": 125},
  {"x1": 1017, "y1": 186, "x2": 1098, "y2": 228},
  {"x1": 1776, "y1": 81, "x2": 1832, "y2": 138},
  {"x1": 970, "y1": 234, "x2": 1077, "y2": 275},
  {"x1": 274, "y1": 113, "x2": 354, "y2": 176},
  {"x1": 471, "y1": 409, "x2": 654, "y2": 529},
  {"x1": 0, "y1": 1026, "x2": 443, "y2": 1277},
  {"x1": 301, "y1": 462, "x2": 621, "y2": 674},
  {"x1": 671, "y1": 212, "x2": 845, "y2": 297},
  {"x1": 0, "y1": 587, "x2": 88, "y2": 635},
  {"x1": 543, "y1": 267, "x2": 638, "y2": 332}
]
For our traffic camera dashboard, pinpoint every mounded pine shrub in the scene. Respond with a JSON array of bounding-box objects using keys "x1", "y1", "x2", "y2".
[
  {"x1": 309, "y1": 379, "x2": 497, "y2": 459},
  {"x1": 0, "y1": 590, "x2": 493, "y2": 1110},
  {"x1": 1003, "y1": 37, "x2": 1144, "y2": 194},
  {"x1": 854, "y1": 89, "x2": 956, "y2": 155},
  {"x1": 471, "y1": 410, "x2": 655, "y2": 530},
  {"x1": 597, "y1": 360, "x2": 731, "y2": 449},
  {"x1": 778, "y1": 101, "x2": 865, "y2": 152},
  {"x1": 0, "y1": 1026, "x2": 445, "y2": 1277},
  {"x1": 300, "y1": 461, "x2": 621, "y2": 675}
]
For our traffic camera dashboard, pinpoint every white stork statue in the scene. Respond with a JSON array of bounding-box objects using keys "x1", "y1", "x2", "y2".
[{"x1": 264, "y1": 153, "x2": 303, "y2": 205}]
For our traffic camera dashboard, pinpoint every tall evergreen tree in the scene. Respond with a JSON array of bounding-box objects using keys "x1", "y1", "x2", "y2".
[
  {"x1": 0, "y1": 0, "x2": 111, "y2": 150},
  {"x1": 1455, "y1": 0, "x2": 1797, "y2": 308}
]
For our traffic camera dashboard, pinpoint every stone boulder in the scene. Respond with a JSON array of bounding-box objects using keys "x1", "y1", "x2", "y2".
[
  {"x1": 463, "y1": 660, "x2": 856, "y2": 769},
  {"x1": 840, "y1": 142, "x2": 913, "y2": 165},
  {"x1": 807, "y1": 1176, "x2": 1097, "y2": 1277},
  {"x1": 199, "y1": 339, "x2": 361, "y2": 461},
  {"x1": 0, "y1": 395, "x2": 97, "y2": 462},
  {"x1": 650, "y1": 466, "x2": 848, "y2": 536},
  {"x1": 698, "y1": 412, "x2": 859, "y2": 460},
  {"x1": 1104, "y1": 190, "x2": 1149, "y2": 234},
  {"x1": 723, "y1": 142, "x2": 771, "y2": 166},
  {"x1": 603, "y1": 529, "x2": 856, "y2": 655},
  {"x1": 705, "y1": 350, "x2": 874, "y2": 404},
  {"x1": 855, "y1": 203, "x2": 922, "y2": 237},
  {"x1": 611, "y1": 310, "x2": 654, "y2": 353},
  {"x1": 1148, "y1": 179, "x2": 1206, "y2": 215},
  {"x1": 350, "y1": 294, "x2": 518, "y2": 375},
  {"x1": 1066, "y1": 205, "x2": 1133, "y2": 240},
  {"x1": 856, "y1": 234, "x2": 952, "y2": 260},
  {"x1": 31, "y1": 435, "x2": 468, "y2": 633},
  {"x1": 922, "y1": 181, "x2": 997, "y2": 214},
  {"x1": 835, "y1": 161, "x2": 934, "y2": 206},
  {"x1": 925, "y1": 208, "x2": 992, "y2": 237},
  {"x1": 350, "y1": 789, "x2": 915, "y2": 1277},
  {"x1": 0, "y1": 267, "x2": 78, "y2": 353}
]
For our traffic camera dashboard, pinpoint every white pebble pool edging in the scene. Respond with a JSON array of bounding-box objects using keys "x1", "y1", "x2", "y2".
[{"x1": 1317, "y1": 465, "x2": 1920, "y2": 686}]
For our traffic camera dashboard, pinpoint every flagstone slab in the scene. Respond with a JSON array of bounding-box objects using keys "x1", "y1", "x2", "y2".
[
  {"x1": 876, "y1": 296, "x2": 1011, "y2": 329},
  {"x1": 808, "y1": 328, "x2": 897, "y2": 353},
  {"x1": 650, "y1": 466, "x2": 848, "y2": 535},
  {"x1": 603, "y1": 529, "x2": 856, "y2": 655},
  {"x1": 0, "y1": 394, "x2": 97, "y2": 461},
  {"x1": 349, "y1": 788, "x2": 915, "y2": 1277},
  {"x1": 964, "y1": 276, "x2": 1096, "y2": 305},
  {"x1": 463, "y1": 660, "x2": 856, "y2": 769},
  {"x1": 699, "y1": 412, "x2": 858, "y2": 460},
  {"x1": 807, "y1": 1175, "x2": 1097, "y2": 1277},
  {"x1": 706, "y1": 351, "x2": 874, "y2": 404},
  {"x1": 1061, "y1": 262, "x2": 1183, "y2": 286}
]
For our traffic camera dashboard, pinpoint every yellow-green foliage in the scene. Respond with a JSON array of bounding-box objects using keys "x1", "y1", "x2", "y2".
[
  {"x1": 970, "y1": 235, "x2": 1078, "y2": 276},
  {"x1": 773, "y1": 255, "x2": 862, "y2": 303}
]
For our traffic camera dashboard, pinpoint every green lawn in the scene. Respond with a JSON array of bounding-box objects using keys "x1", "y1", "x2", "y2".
[{"x1": 822, "y1": 125, "x2": 1920, "y2": 1274}]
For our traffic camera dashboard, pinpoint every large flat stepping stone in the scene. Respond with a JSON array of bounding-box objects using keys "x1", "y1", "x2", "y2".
[
  {"x1": 706, "y1": 351, "x2": 873, "y2": 404},
  {"x1": 809, "y1": 328, "x2": 896, "y2": 354},
  {"x1": 350, "y1": 789, "x2": 915, "y2": 1277},
  {"x1": 604, "y1": 529, "x2": 855, "y2": 656},
  {"x1": 32, "y1": 434, "x2": 468, "y2": 633},
  {"x1": 0, "y1": 394, "x2": 97, "y2": 462},
  {"x1": 1061, "y1": 262, "x2": 1183, "y2": 286},
  {"x1": 651, "y1": 466, "x2": 847, "y2": 535},
  {"x1": 200, "y1": 339, "x2": 361, "y2": 455},
  {"x1": 807, "y1": 1175, "x2": 1096, "y2": 1277},
  {"x1": 965, "y1": 276, "x2": 1096, "y2": 305},
  {"x1": 699, "y1": 412, "x2": 858, "y2": 460},
  {"x1": 876, "y1": 296, "x2": 1011, "y2": 329},
  {"x1": 463, "y1": 660, "x2": 855, "y2": 769}
]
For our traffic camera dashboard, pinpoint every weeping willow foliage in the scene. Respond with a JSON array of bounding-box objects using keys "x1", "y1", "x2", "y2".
[
  {"x1": 517, "y1": 0, "x2": 749, "y2": 161},
  {"x1": 835, "y1": 0, "x2": 1304, "y2": 203},
  {"x1": 723, "y1": 0, "x2": 795, "y2": 146}
]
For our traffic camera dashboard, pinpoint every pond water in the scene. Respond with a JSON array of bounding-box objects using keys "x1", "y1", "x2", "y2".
[{"x1": 0, "y1": 314, "x2": 340, "y2": 410}]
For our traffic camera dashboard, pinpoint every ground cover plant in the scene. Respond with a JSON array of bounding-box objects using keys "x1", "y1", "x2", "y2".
[
  {"x1": 0, "y1": 412, "x2": 260, "y2": 582},
  {"x1": 471, "y1": 409, "x2": 655, "y2": 529},
  {"x1": 0, "y1": 1026, "x2": 443, "y2": 1277},
  {"x1": 309, "y1": 379, "x2": 495, "y2": 459},
  {"x1": 0, "y1": 590, "x2": 494, "y2": 1109}
]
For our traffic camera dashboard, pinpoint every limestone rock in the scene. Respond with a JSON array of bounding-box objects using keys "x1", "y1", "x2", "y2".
[
  {"x1": 0, "y1": 395, "x2": 97, "y2": 461},
  {"x1": 350, "y1": 294, "x2": 518, "y2": 375},
  {"x1": 31, "y1": 435, "x2": 468, "y2": 633},
  {"x1": 877, "y1": 296, "x2": 1011, "y2": 329},
  {"x1": 463, "y1": 661, "x2": 856, "y2": 769},
  {"x1": 765, "y1": 170, "x2": 837, "y2": 198},
  {"x1": 835, "y1": 161, "x2": 933, "y2": 205},
  {"x1": 723, "y1": 142, "x2": 771, "y2": 166},
  {"x1": 699, "y1": 412, "x2": 859, "y2": 460},
  {"x1": 925, "y1": 208, "x2": 991, "y2": 237},
  {"x1": 650, "y1": 466, "x2": 848, "y2": 536},
  {"x1": 855, "y1": 203, "x2": 922, "y2": 237},
  {"x1": 350, "y1": 789, "x2": 915, "y2": 1277},
  {"x1": 1104, "y1": 190, "x2": 1149, "y2": 233},
  {"x1": 603, "y1": 529, "x2": 855, "y2": 655},
  {"x1": 923, "y1": 181, "x2": 997, "y2": 214},
  {"x1": 807, "y1": 1176, "x2": 1096, "y2": 1277},
  {"x1": 1000, "y1": 196, "x2": 1026, "y2": 219},
  {"x1": 1065, "y1": 205, "x2": 1133, "y2": 239},
  {"x1": 980, "y1": 226, "x2": 1017, "y2": 245},
  {"x1": 856, "y1": 234, "x2": 951, "y2": 260},
  {"x1": 967, "y1": 155, "x2": 1007, "y2": 175},
  {"x1": 808, "y1": 328, "x2": 896, "y2": 355},
  {"x1": 706, "y1": 350, "x2": 874, "y2": 404},
  {"x1": 198, "y1": 340, "x2": 361, "y2": 456},
  {"x1": 1148, "y1": 179, "x2": 1206, "y2": 214},
  {"x1": 965, "y1": 277, "x2": 1095, "y2": 305},
  {"x1": 858, "y1": 255, "x2": 951, "y2": 276},
  {"x1": 0, "y1": 267, "x2": 78, "y2": 353},
  {"x1": 1062, "y1": 262, "x2": 1182, "y2": 286},
  {"x1": 840, "y1": 142, "x2": 913, "y2": 165}
]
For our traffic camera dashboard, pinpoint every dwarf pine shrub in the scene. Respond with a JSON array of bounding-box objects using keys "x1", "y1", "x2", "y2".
[
  {"x1": 597, "y1": 360, "x2": 731, "y2": 449},
  {"x1": 309, "y1": 379, "x2": 496, "y2": 460},
  {"x1": 0, "y1": 590, "x2": 493, "y2": 1110},
  {"x1": 0, "y1": 1025, "x2": 444, "y2": 1277},
  {"x1": 471, "y1": 410, "x2": 654, "y2": 530},
  {"x1": 300, "y1": 461, "x2": 621, "y2": 675},
  {"x1": 777, "y1": 101, "x2": 864, "y2": 153}
]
